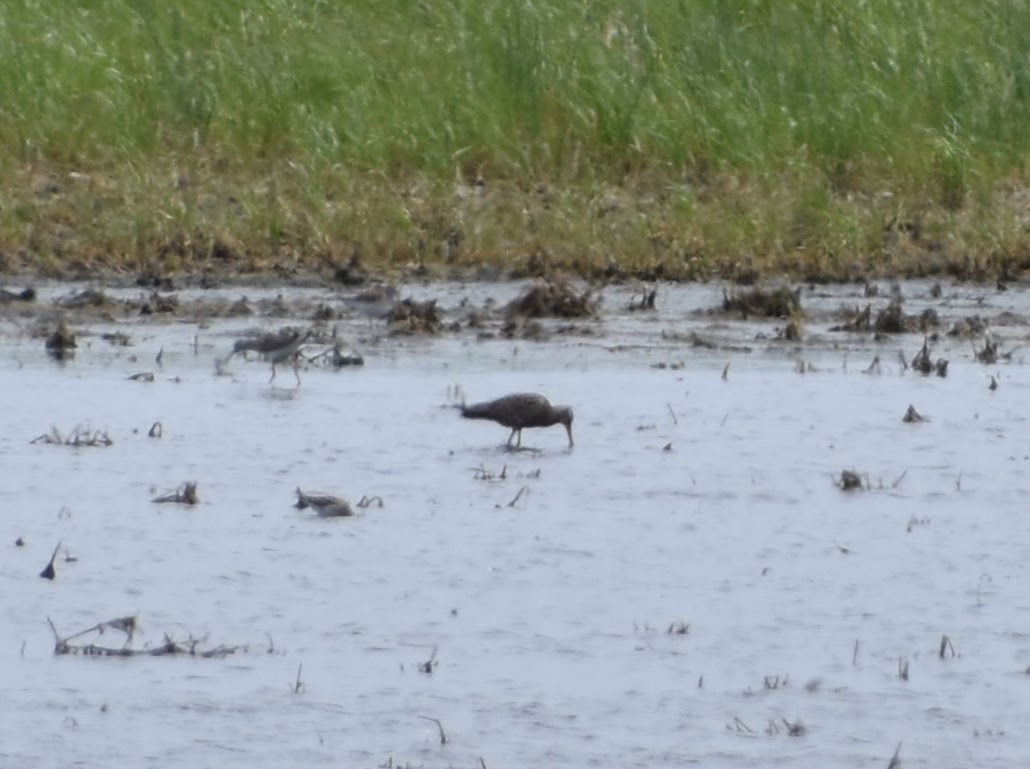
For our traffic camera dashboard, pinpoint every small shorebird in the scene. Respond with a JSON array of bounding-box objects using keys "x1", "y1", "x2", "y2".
[
  {"x1": 231, "y1": 327, "x2": 312, "y2": 385},
  {"x1": 461, "y1": 392, "x2": 574, "y2": 448}
]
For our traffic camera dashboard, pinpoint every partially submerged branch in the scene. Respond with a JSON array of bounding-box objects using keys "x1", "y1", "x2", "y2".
[
  {"x1": 295, "y1": 487, "x2": 354, "y2": 517},
  {"x1": 152, "y1": 482, "x2": 199, "y2": 505},
  {"x1": 31, "y1": 425, "x2": 112, "y2": 448},
  {"x1": 47, "y1": 616, "x2": 244, "y2": 658},
  {"x1": 418, "y1": 715, "x2": 448, "y2": 745}
]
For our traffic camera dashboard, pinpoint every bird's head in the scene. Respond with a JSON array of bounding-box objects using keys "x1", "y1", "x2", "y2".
[{"x1": 557, "y1": 406, "x2": 574, "y2": 447}]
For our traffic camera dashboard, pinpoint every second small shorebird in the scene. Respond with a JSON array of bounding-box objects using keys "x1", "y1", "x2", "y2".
[
  {"x1": 461, "y1": 392, "x2": 574, "y2": 448},
  {"x1": 230, "y1": 327, "x2": 312, "y2": 386}
]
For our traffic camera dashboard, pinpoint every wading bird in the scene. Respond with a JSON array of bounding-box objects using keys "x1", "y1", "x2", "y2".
[
  {"x1": 230, "y1": 327, "x2": 312, "y2": 386},
  {"x1": 461, "y1": 392, "x2": 574, "y2": 448}
]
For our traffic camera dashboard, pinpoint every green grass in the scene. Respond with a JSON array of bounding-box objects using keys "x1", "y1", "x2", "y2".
[{"x1": 1, "y1": 0, "x2": 1027, "y2": 281}]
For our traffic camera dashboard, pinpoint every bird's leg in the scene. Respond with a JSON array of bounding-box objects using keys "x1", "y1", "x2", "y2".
[
  {"x1": 269, "y1": 361, "x2": 277, "y2": 384},
  {"x1": 293, "y1": 355, "x2": 302, "y2": 387},
  {"x1": 515, "y1": 429, "x2": 522, "y2": 448},
  {"x1": 507, "y1": 428, "x2": 516, "y2": 447}
]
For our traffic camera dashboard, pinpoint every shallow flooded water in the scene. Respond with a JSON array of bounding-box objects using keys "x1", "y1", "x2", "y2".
[{"x1": 2, "y1": 279, "x2": 1030, "y2": 768}]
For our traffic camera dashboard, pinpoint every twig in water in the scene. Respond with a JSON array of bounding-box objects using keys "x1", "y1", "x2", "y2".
[
  {"x1": 782, "y1": 717, "x2": 806, "y2": 737},
  {"x1": 898, "y1": 658, "x2": 909, "y2": 680},
  {"x1": 666, "y1": 403, "x2": 678, "y2": 425},
  {"x1": 721, "y1": 362, "x2": 730, "y2": 381},
  {"x1": 148, "y1": 422, "x2": 162, "y2": 438},
  {"x1": 290, "y1": 663, "x2": 305, "y2": 693},
  {"x1": 155, "y1": 347, "x2": 163, "y2": 367},
  {"x1": 357, "y1": 495, "x2": 385, "y2": 508},
  {"x1": 39, "y1": 541, "x2": 61, "y2": 580},
  {"x1": 507, "y1": 485, "x2": 529, "y2": 508},
  {"x1": 852, "y1": 639, "x2": 860, "y2": 667},
  {"x1": 891, "y1": 470, "x2": 907, "y2": 489},
  {"x1": 977, "y1": 574, "x2": 992, "y2": 607},
  {"x1": 728, "y1": 716, "x2": 752, "y2": 732},
  {"x1": 887, "y1": 741, "x2": 902, "y2": 769},
  {"x1": 419, "y1": 648, "x2": 437, "y2": 675},
  {"x1": 418, "y1": 715, "x2": 448, "y2": 745},
  {"x1": 939, "y1": 635, "x2": 957, "y2": 658}
]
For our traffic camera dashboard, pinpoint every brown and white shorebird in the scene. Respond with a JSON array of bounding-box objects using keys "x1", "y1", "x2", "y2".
[
  {"x1": 230, "y1": 327, "x2": 312, "y2": 386},
  {"x1": 461, "y1": 392, "x2": 574, "y2": 448}
]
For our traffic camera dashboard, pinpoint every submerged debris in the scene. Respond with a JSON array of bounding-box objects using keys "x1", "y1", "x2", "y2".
[
  {"x1": 902, "y1": 405, "x2": 928, "y2": 423},
  {"x1": 48, "y1": 616, "x2": 243, "y2": 658},
  {"x1": 139, "y1": 291, "x2": 179, "y2": 315},
  {"x1": 152, "y1": 482, "x2": 199, "y2": 505},
  {"x1": 31, "y1": 425, "x2": 112, "y2": 447},
  {"x1": 501, "y1": 317, "x2": 548, "y2": 340},
  {"x1": 57, "y1": 288, "x2": 111, "y2": 310},
  {"x1": 948, "y1": 315, "x2": 988, "y2": 338},
  {"x1": 506, "y1": 275, "x2": 598, "y2": 319},
  {"x1": 308, "y1": 338, "x2": 364, "y2": 369},
  {"x1": 0, "y1": 286, "x2": 36, "y2": 303},
  {"x1": 45, "y1": 320, "x2": 77, "y2": 358},
  {"x1": 628, "y1": 286, "x2": 657, "y2": 311},
  {"x1": 975, "y1": 336, "x2": 998, "y2": 364},
  {"x1": 722, "y1": 286, "x2": 801, "y2": 319},
  {"x1": 831, "y1": 303, "x2": 872, "y2": 332},
  {"x1": 102, "y1": 331, "x2": 131, "y2": 346},
  {"x1": 333, "y1": 250, "x2": 367, "y2": 286},
  {"x1": 872, "y1": 300, "x2": 939, "y2": 335},
  {"x1": 837, "y1": 470, "x2": 864, "y2": 491},
  {"x1": 874, "y1": 299, "x2": 907, "y2": 333},
  {"x1": 910, "y1": 338, "x2": 948, "y2": 377},
  {"x1": 389, "y1": 298, "x2": 442, "y2": 334},
  {"x1": 295, "y1": 488, "x2": 354, "y2": 517}
]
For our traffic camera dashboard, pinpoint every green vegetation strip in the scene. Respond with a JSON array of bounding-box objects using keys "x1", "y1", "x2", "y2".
[{"x1": 1, "y1": 0, "x2": 1027, "y2": 281}]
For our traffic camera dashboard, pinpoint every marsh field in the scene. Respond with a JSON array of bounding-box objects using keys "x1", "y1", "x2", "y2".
[
  {"x1": 2, "y1": 2, "x2": 1030, "y2": 767},
  {"x1": 0, "y1": 0, "x2": 1027, "y2": 282}
]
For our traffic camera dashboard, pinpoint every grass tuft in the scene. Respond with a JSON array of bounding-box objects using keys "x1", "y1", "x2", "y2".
[{"x1": 0, "y1": 0, "x2": 1027, "y2": 280}]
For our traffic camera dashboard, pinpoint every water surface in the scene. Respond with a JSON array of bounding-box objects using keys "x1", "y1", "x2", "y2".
[{"x1": 2, "y1": 280, "x2": 1029, "y2": 768}]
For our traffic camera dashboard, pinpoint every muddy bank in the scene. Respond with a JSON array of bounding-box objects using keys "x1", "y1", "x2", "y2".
[{"x1": 2, "y1": 274, "x2": 1028, "y2": 370}]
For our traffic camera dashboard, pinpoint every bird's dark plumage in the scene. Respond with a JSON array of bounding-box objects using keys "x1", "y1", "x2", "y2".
[{"x1": 461, "y1": 392, "x2": 574, "y2": 447}]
